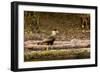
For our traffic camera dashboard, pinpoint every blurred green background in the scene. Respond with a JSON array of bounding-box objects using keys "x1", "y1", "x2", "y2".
[{"x1": 24, "y1": 11, "x2": 90, "y2": 41}]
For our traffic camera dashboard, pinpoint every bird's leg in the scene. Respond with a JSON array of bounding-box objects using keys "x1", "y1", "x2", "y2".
[
  {"x1": 46, "y1": 45, "x2": 50, "y2": 51},
  {"x1": 46, "y1": 45, "x2": 49, "y2": 51}
]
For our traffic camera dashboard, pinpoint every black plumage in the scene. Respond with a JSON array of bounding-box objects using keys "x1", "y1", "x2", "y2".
[{"x1": 38, "y1": 29, "x2": 58, "y2": 45}]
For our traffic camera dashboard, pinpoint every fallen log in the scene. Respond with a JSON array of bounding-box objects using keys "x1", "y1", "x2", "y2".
[
  {"x1": 24, "y1": 40, "x2": 90, "y2": 45},
  {"x1": 24, "y1": 43, "x2": 90, "y2": 51}
]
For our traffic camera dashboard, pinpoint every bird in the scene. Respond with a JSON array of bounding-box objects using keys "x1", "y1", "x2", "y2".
[{"x1": 38, "y1": 29, "x2": 59, "y2": 50}]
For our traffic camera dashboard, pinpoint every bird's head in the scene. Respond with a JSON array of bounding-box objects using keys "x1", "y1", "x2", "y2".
[{"x1": 51, "y1": 29, "x2": 59, "y2": 36}]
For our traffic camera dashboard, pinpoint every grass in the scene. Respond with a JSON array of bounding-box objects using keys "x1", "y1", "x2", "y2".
[{"x1": 24, "y1": 48, "x2": 90, "y2": 62}]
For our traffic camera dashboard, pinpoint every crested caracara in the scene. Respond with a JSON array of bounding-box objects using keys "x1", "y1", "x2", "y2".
[{"x1": 38, "y1": 29, "x2": 59, "y2": 45}]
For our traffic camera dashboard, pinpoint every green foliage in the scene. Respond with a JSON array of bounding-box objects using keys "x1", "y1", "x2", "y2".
[
  {"x1": 24, "y1": 48, "x2": 90, "y2": 62},
  {"x1": 75, "y1": 50, "x2": 90, "y2": 59},
  {"x1": 24, "y1": 11, "x2": 40, "y2": 33}
]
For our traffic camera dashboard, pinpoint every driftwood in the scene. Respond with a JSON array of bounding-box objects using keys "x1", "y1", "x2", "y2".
[{"x1": 24, "y1": 40, "x2": 90, "y2": 51}]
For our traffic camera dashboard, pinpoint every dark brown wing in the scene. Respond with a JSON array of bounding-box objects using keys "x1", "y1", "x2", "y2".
[{"x1": 42, "y1": 36, "x2": 55, "y2": 44}]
